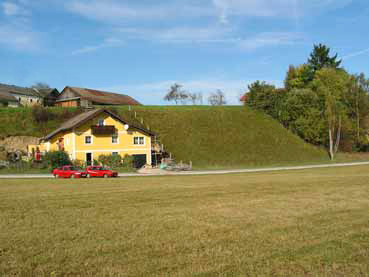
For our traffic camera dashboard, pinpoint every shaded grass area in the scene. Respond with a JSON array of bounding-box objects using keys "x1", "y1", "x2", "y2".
[{"x1": 1, "y1": 166, "x2": 369, "y2": 275}]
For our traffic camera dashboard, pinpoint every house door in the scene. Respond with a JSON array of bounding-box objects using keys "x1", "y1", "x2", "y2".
[
  {"x1": 132, "y1": 154, "x2": 147, "y2": 169},
  {"x1": 86, "y1": 153, "x2": 93, "y2": 166}
]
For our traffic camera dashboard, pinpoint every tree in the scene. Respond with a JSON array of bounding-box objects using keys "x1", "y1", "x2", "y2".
[
  {"x1": 284, "y1": 64, "x2": 313, "y2": 90},
  {"x1": 208, "y1": 90, "x2": 226, "y2": 106},
  {"x1": 246, "y1": 81, "x2": 286, "y2": 120},
  {"x1": 308, "y1": 44, "x2": 342, "y2": 73},
  {"x1": 164, "y1": 83, "x2": 182, "y2": 104},
  {"x1": 313, "y1": 68, "x2": 349, "y2": 160},
  {"x1": 31, "y1": 82, "x2": 51, "y2": 89}
]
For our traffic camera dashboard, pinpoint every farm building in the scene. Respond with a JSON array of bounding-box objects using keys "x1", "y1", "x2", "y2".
[
  {"x1": 55, "y1": 87, "x2": 141, "y2": 107},
  {"x1": 0, "y1": 90, "x2": 19, "y2": 107},
  {"x1": 0, "y1": 83, "x2": 59, "y2": 107},
  {"x1": 29, "y1": 109, "x2": 154, "y2": 168}
]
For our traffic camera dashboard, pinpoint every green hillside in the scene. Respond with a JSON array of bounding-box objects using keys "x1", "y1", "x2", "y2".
[
  {"x1": 0, "y1": 106, "x2": 328, "y2": 168},
  {"x1": 114, "y1": 106, "x2": 328, "y2": 168}
]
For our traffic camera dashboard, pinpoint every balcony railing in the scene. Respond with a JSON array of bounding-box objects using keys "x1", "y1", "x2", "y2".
[{"x1": 91, "y1": 125, "x2": 116, "y2": 135}]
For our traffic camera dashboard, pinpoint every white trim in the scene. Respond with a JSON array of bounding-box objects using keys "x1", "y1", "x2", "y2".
[
  {"x1": 46, "y1": 142, "x2": 50, "y2": 152},
  {"x1": 84, "y1": 135, "x2": 93, "y2": 145},
  {"x1": 75, "y1": 148, "x2": 150, "y2": 153}
]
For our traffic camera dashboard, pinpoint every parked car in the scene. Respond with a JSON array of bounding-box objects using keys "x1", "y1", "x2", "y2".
[
  {"x1": 52, "y1": 165, "x2": 87, "y2": 179},
  {"x1": 85, "y1": 166, "x2": 118, "y2": 178}
]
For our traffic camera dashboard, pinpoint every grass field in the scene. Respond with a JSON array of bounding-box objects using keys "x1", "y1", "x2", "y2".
[{"x1": 1, "y1": 166, "x2": 369, "y2": 276}]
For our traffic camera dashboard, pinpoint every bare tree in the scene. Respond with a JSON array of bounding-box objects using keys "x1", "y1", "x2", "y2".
[
  {"x1": 164, "y1": 83, "x2": 184, "y2": 104},
  {"x1": 31, "y1": 82, "x2": 51, "y2": 89},
  {"x1": 208, "y1": 90, "x2": 227, "y2": 106}
]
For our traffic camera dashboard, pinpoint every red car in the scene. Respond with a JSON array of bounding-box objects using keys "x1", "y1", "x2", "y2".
[
  {"x1": 52, "y1": 165, "x2": 87, "y2": 179},
  {"x1": 85, "y1": 166, "x2": 118, "y2": 178}
]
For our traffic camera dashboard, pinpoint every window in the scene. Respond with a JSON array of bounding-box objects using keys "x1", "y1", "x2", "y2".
[
  {"x1": 134, "y1": 136, "x2": 145, "y2": 145},
  {"x1": 98, "y1": 119, "x2": 104, "y2": 126},
  {"x1": 112, "y1": 152, "x2": 119, "y2": 156},
  {"x1": 112, "y1": 134, "x2": 118, "y2": 144},
  {"x1": 85, "y1": 136, "x2": 92, "y2": 144}
]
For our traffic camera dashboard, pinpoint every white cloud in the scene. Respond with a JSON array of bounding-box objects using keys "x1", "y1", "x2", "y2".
[
  {"x1": 72, "y1": 37, "x2": 125, "y2": 55},
  {"x1": 2, "y1": 1, "x2": 29, "y2": 16},
  {"x1": 212, "y1": 0, "x2": 353, "y2": 23},
  {"x1": 0, "y1": 24, "x2": 39, "y2": 51},
  {"x1": 238, "y1": 32, "x2": 304, "y2": 50}
]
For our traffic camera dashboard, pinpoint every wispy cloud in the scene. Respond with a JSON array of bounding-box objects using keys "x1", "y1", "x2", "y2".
[
  {"x1": 342, "y1": 47, "x2": 369, "y2": 60},
  {"x1": 2, "y1": 1, "x2": 30, "y2": 16},
  {"x1": 0, "y1": 24, "x2": 39, "y2": 51},
  {"x1": 238, "y1": 32, "x2": 304, "y2": 50},
  {"x1": 72, "y1": 37, "x2": 125, "y2": 55}
]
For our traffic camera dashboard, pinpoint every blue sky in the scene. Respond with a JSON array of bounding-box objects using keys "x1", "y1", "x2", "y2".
[{"x1": 0, "y1": 0, "x2": 369, "y2": 105}]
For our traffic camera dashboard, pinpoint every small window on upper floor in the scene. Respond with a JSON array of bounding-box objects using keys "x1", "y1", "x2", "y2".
[
  {"x1": 98, "y1": 119, "x2": 105, "y2": 126},
  {"x1": 85, "y1": 136, "x2": 92, "y2": 144},
  {"x1": 112, "y1": 134, "x2": 118, "y2": 144},
  {"x1": 133, "y1": 136, "x2": 145, "y2": 145}
]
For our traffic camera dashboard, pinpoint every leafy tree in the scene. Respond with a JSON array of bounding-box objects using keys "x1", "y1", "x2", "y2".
[
  {"x1": 284, "y1": 64, "x2": 313, "y2": 90},
  {"x1": 208, "y1": 90, "x2": 227, "y2": 106},
  {"x1": 308, "y1": 44, "x2": 342, "y2": 73},
  {"x1": 246, "y1": 81, "x2": 286, "y2": 120},
  {"x1": 312, "y1": 68, "x2": 349, "y2": 160},
  {"x1": 281, "y1": 88, "x2": 325, "y2": 144},
  {"x1": 44, "y1": 151, "x2": 71, "y2": 168}
]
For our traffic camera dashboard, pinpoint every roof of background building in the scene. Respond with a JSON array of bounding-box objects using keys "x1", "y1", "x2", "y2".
[
  {"x1": 0, "y1": 90, "x2": 18, "y2": 103},
  {"x1": 59, "y1": 87, "x2": 142, "y2": 106}
]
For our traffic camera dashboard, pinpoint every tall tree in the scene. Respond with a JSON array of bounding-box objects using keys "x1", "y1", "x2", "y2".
[
  {"x1": 313, "y1": 68, "x2": 349, "y2": 160},
  {"x1": 308, "y1": 44, "x2": 342, "y2": 73},
  {"x1": 164, "y1": 83, "x2": 183, "y2": 104}
]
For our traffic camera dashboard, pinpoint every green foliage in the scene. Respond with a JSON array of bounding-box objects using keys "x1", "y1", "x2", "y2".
[
  {"x1": 308, "y1": 43, "x2": 342, "y2": 73},
  {"x1": 98, "y1": 154, "x2": 123, "y2": 168},
  {"x1": 284, "y1": 64, "x2": 313, "y2": 90},
  {"x1": 44, "y1": 151, "x2": 71, "y2": 169},
  {"x1": 246, "y1": 81, "x2": 287, "y2": 120}
]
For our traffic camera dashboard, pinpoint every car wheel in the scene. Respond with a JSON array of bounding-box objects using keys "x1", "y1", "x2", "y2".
[
  {"x1": 103, "y1": 174, "x2": 108, "y2": 178},
  {"x1": 87, "y1": 174, "x2": 91, "y2": 178}
]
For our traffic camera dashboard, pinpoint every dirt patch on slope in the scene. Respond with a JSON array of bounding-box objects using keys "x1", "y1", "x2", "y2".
[{"x1": 0, "y1": 136, "x2": 40, "y2": 152}]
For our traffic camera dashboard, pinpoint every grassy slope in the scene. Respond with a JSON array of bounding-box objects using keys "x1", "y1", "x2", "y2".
[
  {"x1": 1, "y1": 166, "x2": 369, "y2": 275},
  {"x1": 114, "y1": 106, "x2": 328, "y2": 168},
  {"x1": 0, "y1": 106, "x2": 328, "y2": 167}
]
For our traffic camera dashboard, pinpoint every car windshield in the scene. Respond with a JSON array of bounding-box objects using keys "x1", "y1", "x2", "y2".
[
  {"x1": 67, "y1": 166, "x2": 82, "y2": 171},
  {"x1": 91, "y1": 166, "x2": 109, "y2": 171}
]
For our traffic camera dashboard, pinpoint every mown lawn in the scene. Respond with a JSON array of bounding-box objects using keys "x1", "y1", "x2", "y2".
[{"x1": 1, "y1": 166, "x2": 369, "y2": 276}]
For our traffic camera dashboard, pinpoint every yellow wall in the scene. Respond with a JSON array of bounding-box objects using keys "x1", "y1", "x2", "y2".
[{"x1": 38, "y1": 113, "x2": 152, "y2": 165}]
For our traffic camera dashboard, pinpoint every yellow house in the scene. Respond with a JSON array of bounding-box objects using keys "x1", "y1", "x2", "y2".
[{"x1": 30, "y1": 109, "x2": 154, "y2": 167}]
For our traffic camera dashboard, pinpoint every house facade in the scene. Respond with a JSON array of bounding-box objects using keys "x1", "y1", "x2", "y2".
[
  {"x1": 30, "y1": 109, "x2": 153, "y2": 168},
  {"x1": 55, "y1": 86, "x2": 141, "y2": 107},
  {"x1": 0, "y1": 91, "x2": 19, "y2": 107},
  {"x1": 0, "y1": 84, "x2": 59, "y2": 107}
]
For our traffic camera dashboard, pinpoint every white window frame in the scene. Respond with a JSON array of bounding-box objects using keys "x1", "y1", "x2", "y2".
[
  {"x1": 133, "y1": 136, "x2": 145, "y2": 146},
  {"x1": 112, "y1": 134, "x2": 119, "y2": 144},
  {"x1": 112, "y1": 152, "x2": 119, "y2": 156},
  {"x1": 85, "y1": 135, "x2": 93, "y2": 145}
]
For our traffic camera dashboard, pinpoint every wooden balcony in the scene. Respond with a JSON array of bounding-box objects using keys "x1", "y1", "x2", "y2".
[{"x1": 91, "y1": 125, "x2": 116, "y2": 135}]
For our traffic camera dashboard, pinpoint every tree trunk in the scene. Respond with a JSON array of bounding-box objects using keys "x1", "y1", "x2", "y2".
[
  {"x1": 329, "y1": 128, "x2": 334, "y2": 160},
  {"x1": 334, "y1": 116, "x2": 342, "y2": 154}
]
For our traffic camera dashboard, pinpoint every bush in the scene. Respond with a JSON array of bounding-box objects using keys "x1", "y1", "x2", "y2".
[
  {"x1": 98, "y1": 154, "x2": 122, "y2": 168},
  {"x1": 32, "y1": 106, "x2": 56, "y2": 123},
  {"x1": 44, "y1": 151, "x2": 71, "y2": 169}
]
